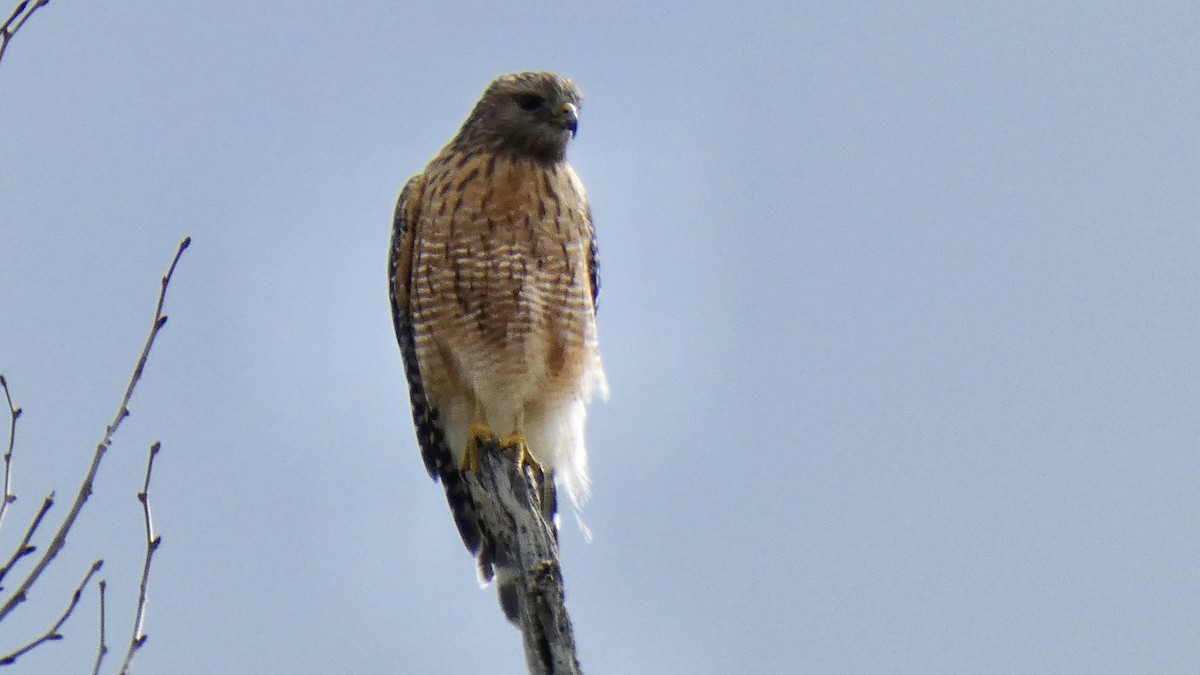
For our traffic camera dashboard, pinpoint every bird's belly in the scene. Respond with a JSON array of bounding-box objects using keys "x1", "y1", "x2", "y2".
[
  {"x1": 414, "y1": 248, "x2": 593, "y2": 420},
  {"x1": 451, "y1": 272, "x2": 589, "y2": 393}
]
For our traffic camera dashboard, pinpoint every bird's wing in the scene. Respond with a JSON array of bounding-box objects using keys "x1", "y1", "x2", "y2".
[
  {"x1": 586, "y1": 204, "x2": 600, "y2": 313},
  {"x1": 389, "y1": 174, "x2": 485, "y2": 556}
]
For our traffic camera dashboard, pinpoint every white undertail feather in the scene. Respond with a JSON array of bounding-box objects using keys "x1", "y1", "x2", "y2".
[{"x1": 442, "y1": 358, "x2": 606, "y2": 554}]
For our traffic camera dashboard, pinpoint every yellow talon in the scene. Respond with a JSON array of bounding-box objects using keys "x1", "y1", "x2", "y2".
[
  {"x1": 499, "y1": 433, "x2": 529, "y2": 463},
  {"x1": 462, "y1": 411, "x2": 497, "y2": 473},
  {"x1": 489, "y1": 431, "x2": 552, "y2": 519},
  {"x1": 462, "y1": 418, "x2": 546, "y2": 490},
  {"x1": 500, "y1": 433, "x2": 544, "y2": 484},
  {"x1": 500, "y1": 433, "x2": 553, "y2": 520}
]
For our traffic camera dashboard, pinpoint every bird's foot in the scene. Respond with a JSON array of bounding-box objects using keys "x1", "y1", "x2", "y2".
[
  {"x1": 499, "y1": 433, "x2": 543, "y2": 484},
  {"x1": 462, "y1": 412, "x2": 498, "y2": 473}
]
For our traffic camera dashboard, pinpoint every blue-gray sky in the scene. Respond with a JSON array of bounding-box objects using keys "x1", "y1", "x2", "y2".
[{"x1": 1, "y1": 1, "x2": 1198, "y2": 673}]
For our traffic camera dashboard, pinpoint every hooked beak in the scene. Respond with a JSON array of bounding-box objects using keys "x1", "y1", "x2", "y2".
[{"x1": 560, "y1": 102, "x2": 579, "y2": 136}]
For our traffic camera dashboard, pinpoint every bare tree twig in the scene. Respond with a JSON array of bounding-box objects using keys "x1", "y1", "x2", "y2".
[
  {"x1": 0, "y1": 0, "x2": 50, "y2": 67},
  {"x1": 0, "y1": 375, "x2": 21, "y2": 534},
  {"x1": 118, "y1": 441, "x2": 160, "y2": 675},
  {"x1": 91, "y1": 579, "x2": 107, "y2": 675},
  {"x1": 0, "y1": 493, "x2": 52, "y2": 591},
  {"x1": 0, "y1": 236, "x2": 190, "y2": 624},
  {"x1": 0, "y1": 559, "x2": 103, "y2": 666},
  {"x1": 470, "y1": 445, "x2": 582, "y2": 675}
]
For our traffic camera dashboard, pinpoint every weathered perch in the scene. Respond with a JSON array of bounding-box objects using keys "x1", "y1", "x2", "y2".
[{"x1": 468, "y1": 442, "x2": 582, "y2": 675}]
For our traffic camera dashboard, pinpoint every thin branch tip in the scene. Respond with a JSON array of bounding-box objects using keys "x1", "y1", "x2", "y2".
[
  {"x1": 0, "y1": 558, "x2": 105, "y2": 665},
  {"x1": 119, "y1": 433, "x2": 164, "y2": 673},
  {"x1": 94, "y1": 577, "x2": 109, "y2": 675},
  {"x1": 1, "y1": 373, "x2": 20, "y2": 531},
  {"x1": 0, "y1": 240, "x2": 189, "y2": 639},
  {"x1": 1, "y1": 0, "x2": 53, "y2": 67}
]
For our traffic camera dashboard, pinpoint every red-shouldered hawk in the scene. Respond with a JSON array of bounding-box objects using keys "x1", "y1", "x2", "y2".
[{"x1": 389, "y1": 71, "x2": 606, "y2": 620}]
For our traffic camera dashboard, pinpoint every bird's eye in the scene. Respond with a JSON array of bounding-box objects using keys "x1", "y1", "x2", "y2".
[{"x1": 514, "y1": 93, "x2": 545, "y2": 111}]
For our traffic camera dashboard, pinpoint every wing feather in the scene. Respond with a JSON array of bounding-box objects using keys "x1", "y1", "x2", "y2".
[
  {"x1": 390, "y1": 175, "x2": 485, "y2": 555},
  {"x1": 586, "y1": 206, "x2": 600, "y2": 313}
]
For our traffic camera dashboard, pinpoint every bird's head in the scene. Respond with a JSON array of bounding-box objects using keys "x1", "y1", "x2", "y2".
[{"x1": 455, "y1": 71, "x2": 583, "y2": 163}]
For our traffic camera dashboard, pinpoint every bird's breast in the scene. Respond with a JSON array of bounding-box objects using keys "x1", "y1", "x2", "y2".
[{"x1": 413, "y1": 153, "x2": 594, "y2": 358}]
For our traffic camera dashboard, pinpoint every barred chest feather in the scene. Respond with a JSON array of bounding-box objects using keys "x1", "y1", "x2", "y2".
[{"x1": 409, "y1": 151, "x2": 598, "y2": 407}]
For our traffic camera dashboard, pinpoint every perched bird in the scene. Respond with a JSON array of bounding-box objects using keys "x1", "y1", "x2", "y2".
[{"x1": 388, "y1": 71, "x2": 607, "y2": 619}]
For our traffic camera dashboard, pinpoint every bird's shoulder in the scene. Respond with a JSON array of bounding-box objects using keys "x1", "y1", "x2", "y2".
[{"x1": 390, "y1": 172, "x2": 429, "y2": 311}]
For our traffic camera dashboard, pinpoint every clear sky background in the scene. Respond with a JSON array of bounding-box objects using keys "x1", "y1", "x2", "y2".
[{"x1": 1, "y1": 1, "x2": 1197, "y2": 673}]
